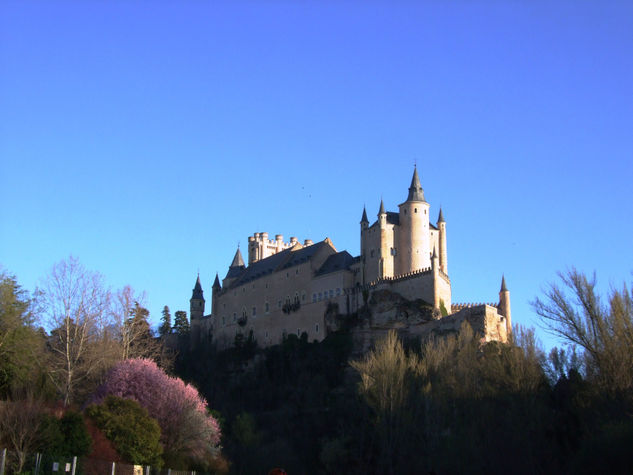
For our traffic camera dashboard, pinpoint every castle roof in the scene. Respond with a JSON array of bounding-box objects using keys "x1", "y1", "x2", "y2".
[
  {"x1": 437, "y1": 207, "x2": 445, "y2": 223},
  {"x1": 191, "y1": 275, "x2": 204, "y2": 300},
  {"x1": 406, "y1": 166, "x2": 426, "y2": 202},
  {"x1": 500, "y1": 275, "x2": 508, "y2": 292},
  {"x1": 223, "y1": 239, "x2": 344, "y2": 289},
  {"x1": 378, "y1": 199, "x2": 386, "y2": 215},
  {"x1": 212, "y1": 273, "x2": 221, "y2": 289},
  {"x1": 315, "y1": 251, "x2": 355, "y2": 277}
]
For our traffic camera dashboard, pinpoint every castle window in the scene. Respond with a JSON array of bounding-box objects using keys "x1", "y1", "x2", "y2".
[
  {"x1": 233, "y1": 313, "x2": 236, "y2": 322},
  {"x1": 265, "y1": 302, "x2": 270, "y2": 313},
  {"x1": 222, "y1": 316, "x2": 225, "y2": 325},
  {"x1": 252, "y1": 306, "x2": 256, "y2": 316},
  {"x1": 318, "y1": 292, "x2": 322, "y2": 301},
  {"x1": 315, "y1": 323, "x2": 319, "y2": 333},
  {"x1": 336, "y1": 288, "x2": 341, "y2": 296},
  {"x1": 302, "y1": 292, "x2": 306, "y2": 302},
  {"x1": 329, "y1": 289, "x2": 334, "y2": 298},
  {"x1": 242, "y1": 308, "x2": 247, "y2": 318},
  {"x1": 312, "y1": 293, "x2": 316, "y2": 303},
  {"x1": 371, "y1": 250, "x2": 375, "y2": 258},
  {"x1": 295, "y1": 269, "x2": 299, "y2": 275},
  {"x1": 278, "y1": 300, "x2": 282, "y2": 308},
  {"x1": 404, "y1": 209, "x2": 407, "y2": 215},
  {"x1": 297, "y1": 328, "x2": 301, "y2": 336},
  {"x1": 414, "y1": 208, "x2": 417, "y2": 213}
]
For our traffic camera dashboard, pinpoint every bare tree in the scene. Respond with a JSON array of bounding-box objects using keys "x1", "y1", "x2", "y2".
[
  {"x1": 532, "y1": 268, "x2": 633, "y2": 394},
  {"x1": 40, "y1": 256, "x2": 112, "y2": 406},
  {"x1": 0, "y1": 397, "x2": 44, "y2": 473},
  {"x1": 111, "y1": 286, "x2": 171, "y2": 367}
]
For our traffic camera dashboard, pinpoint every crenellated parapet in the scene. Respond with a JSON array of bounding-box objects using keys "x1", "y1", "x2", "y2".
[{"x1": 452, "y1": 302, "x2": 499, "y2": 312}]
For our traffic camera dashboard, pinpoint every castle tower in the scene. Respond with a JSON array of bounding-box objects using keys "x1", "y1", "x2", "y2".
[
  {"x1": 498, "y1": 275, "x2": 512, "y2": 338},
  {"x1": 431, "y1": 246, "x2": 440, "y2": 308},
  {"x1": 190, "y1": 275, "x2": 205, "y2": 321},
  {"x1": 211, "y1": 272, "x2": 221, "y2": 317},
  {"x1": 360, "y1": 206, "x2": 369, "y2": 284},
  {"x1": 378, "y1": 199, "x2": 390, "y2": 278},
  {"x1": 397, "y1": 166, "x2": 431, "y2": 274},
  {"x1": 437, "y1": 207, "x2": 448, "y2": 274}
]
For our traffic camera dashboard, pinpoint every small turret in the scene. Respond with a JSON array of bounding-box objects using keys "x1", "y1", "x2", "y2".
[
  {"x1": 437, "y1": 207, "x2": 448, "y2": 274},
  {"x1": 190, "y1": 275, "x2": 205, "y2": 321},
  {"x1": 498, "y1": 275, "x2": 512, "y2": 339},
  {"x1": 231, "y1": 247, "x2": 245, "y2": 268},
  {"x1": 223, "y1": 246, "x2": 246, "y2": 288},
  {"x1": 360, "y1": 206, "x2": 369, "y2": 226},
  {"x1": 212, "y1": 273, "x2": 221, "y2": 290}
]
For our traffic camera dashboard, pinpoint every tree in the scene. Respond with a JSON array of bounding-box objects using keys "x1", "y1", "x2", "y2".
[
  {"x1": 173, "y1": 310, "x2": 190, "y2": 337},
  {"x1": 159, "y1": 305, "x2": 172, "y2": 337},
  {"x1": 92, "y1": 358, "x2": 221, "y2": 469},
  {"x1": 86, "y1": 395, "x2": 162, "y2": 466},
  {"x1": 0, "y1": 270, "x2": 46, "y2": 396},
  {"x1": 40, "y1": 256, "x2": 112, "y2": 405},
  {"x1": 532, "y1": 268, "x2": 633, "y2": 394},
  {"x1": 0, "y1": 397, "x2": 44, "y2": 473}
]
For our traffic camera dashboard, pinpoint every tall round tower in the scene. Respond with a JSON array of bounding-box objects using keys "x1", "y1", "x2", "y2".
[{"x1": 397, "y1": 167, "x2": 431, "y2": 274}]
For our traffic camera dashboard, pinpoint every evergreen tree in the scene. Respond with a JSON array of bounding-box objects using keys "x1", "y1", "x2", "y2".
[
  {"x1": 159, "y1": 305, "x2": 172, "y2": 337},
  {"x1": 173, "y1": 311, "x2": 190, "y2": 337}
]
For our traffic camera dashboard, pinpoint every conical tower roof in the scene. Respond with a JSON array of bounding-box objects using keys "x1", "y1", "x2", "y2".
[
  {"x1": 230, "y1": 247, "x2": 245, "y2": 268},
  {"x1": 407, "y1": 166, "x2": 426, "y2": 202},
  {"x1": 191, "y1": 275, "x2": 204, "y2": 300},
  {"x1": 212, "y1": 272, "x2": 221, "y2": 289},
  {"x1": 360, "y1": 206, "x2": 368, "y2": 224},
  {"x1": 378, "y1": 199, "x2": 386, "y2": 216},
  {"x1": 500, "y1": 274, "x2": 508, "y2": 292},
  {"x1": 437, "y1": 207, "x2": 445, "y2": 223}
]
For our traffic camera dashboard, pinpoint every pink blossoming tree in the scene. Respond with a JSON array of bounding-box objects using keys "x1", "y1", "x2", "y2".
[{"x1": 92, "y1": 358, "x2": 221, "y2": 468}]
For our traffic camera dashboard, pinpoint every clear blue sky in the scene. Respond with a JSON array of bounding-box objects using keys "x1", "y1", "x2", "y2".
[{"x1": 1, "y1": 1, "x2": 631, "y2": 349}]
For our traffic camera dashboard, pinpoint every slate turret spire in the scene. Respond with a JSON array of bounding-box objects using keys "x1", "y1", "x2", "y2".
[
  {"x1": 378, "y1": 198, "x2": 386, "y2": 216},
  {"x1": 212, "y1": 272, "x2": 221, "y2": 290},
  {"x1": 230, "y1": 247, "x2": 245, "y2": 268},
  {"x1": 192, "y1": 274, "x2": 204, "y2": 300},
  {"x1": 437, "y1": 207, "x2": 445, "y2": 223},
  {"x1": 360, "y1": 205, "x2": 369, "y2": 224},
  {"x1": 407, "y1": 166, "x2": 426, "y2": 202}
]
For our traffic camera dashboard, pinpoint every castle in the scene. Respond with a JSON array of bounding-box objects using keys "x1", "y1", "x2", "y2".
[{"x1": 190, "y1": 168, "x2": 512, "y2": 349}]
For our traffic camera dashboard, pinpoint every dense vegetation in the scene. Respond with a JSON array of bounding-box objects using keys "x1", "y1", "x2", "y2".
[
  {"x1": 175, "y1": 268, "x2": 633, "y2": 474},
  {"x1": 0, "y1": 258, "x2": 223, "y2": 473},
  {"x1": 2, "y1": 257, "x2": 632, "y2": 474}
]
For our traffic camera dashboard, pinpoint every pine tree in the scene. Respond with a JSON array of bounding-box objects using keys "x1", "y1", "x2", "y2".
[
  {"x1": 173, "y1": 311, "x2": 190, "y2": 336},
  {"x1": 159, "y1": 306, "x2": 172, "y2": 337}
]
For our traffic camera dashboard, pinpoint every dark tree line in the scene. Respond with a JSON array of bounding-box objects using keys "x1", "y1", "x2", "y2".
[{"x1": 176, "y1": 268, "x2": 633, "y2": 474}]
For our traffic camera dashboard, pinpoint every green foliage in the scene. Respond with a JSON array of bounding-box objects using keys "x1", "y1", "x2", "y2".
[
  {"x1": 86, "y1": 395, "x2": 163, "y2": 466},
  {"x1": 439, "y1": 299, "x2": 448, "y2": 317},
  {"x1": 159, "y1": 305, "x2": 171, "y2": 337},
  {"x1": 173, "y1": 310, "x2": 190, "y2": 336},
  {"x1": 38, "y1": 411, "x2": 92, "y2": 457},
  {"x1": 0, "y1": 271, "x2": 46, "y2": 397}
]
